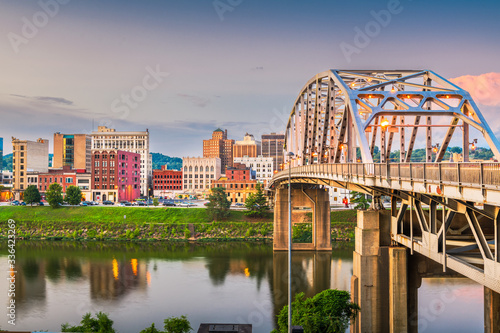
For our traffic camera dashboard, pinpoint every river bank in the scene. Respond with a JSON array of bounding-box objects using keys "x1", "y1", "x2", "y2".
[{"x1": 0, "y1": 206, "x2": 356, "y2": 242}]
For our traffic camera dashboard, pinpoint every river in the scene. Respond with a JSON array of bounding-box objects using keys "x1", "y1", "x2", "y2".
[{"x1": 0, "y1": 241, "x2": 484, "y2": 332}]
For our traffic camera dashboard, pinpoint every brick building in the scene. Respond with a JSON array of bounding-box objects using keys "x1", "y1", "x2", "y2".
[
  {"x1": 91, "y1": 150, "x2": 140, "y2": 202},
  {"x1": 38, "y1": 166, "x2": 92, "y2": 201},
  {"x1": 203, "y1": 129, "x2": 234, "y2": 174},
  {"x1": 225, "y1": 163, "x2": 255, "y2": 181},
  {"x1": 152, "y1": 165, "x2": 182, "y2": 198},
  {"x1": 233, "y1": 133, "x2": 261, "y2": 158}
]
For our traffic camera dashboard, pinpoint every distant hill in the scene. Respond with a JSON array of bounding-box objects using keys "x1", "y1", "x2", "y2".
[{"x1": 151, "y1": 152, "x2": 182, "y2": 170}]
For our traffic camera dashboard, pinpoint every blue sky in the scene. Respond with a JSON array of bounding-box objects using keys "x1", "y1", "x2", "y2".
[{"x1": 1, "y1": 0, "x2": 500, "y2": 156}]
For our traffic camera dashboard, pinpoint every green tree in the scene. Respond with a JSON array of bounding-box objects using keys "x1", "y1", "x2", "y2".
[
  {"x1": 65, "y1": 185, "x2": 82, "y2": 205},
  {"x1": 350, "y1": 191, "x2": 371, "y2": 210},
  {"x1": 61, "y1": 312, "x2": 116, "y2": 333},
  {"x1": 244, "y1": 183, "x2": 269, "y2": 217},
  {"x1": 46, "y1": 183, "x2": 63, "y2": 208},
  {"x1": 273, "y1": 289, "x2": 359, "y2": 333},
  {"x1": 140, "y1": 323, "x2": 162, "y2": 333},
  {"x1": 206, "y1": 187, "x2": 231, "y2": 221},
  {"x1": 24, "y1": 185, "x2": 41, "y2": 206},
  {"x1": 153, "y1": 198, "x2": 159, "y2": 206},
  {"x1": 163, "y1": 315, "x2": 192, "y2": 333}
]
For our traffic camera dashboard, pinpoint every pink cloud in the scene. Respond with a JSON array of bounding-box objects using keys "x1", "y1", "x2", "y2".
[{"x1": 450, "y1": 72, "x2": 500, "y2": 106}]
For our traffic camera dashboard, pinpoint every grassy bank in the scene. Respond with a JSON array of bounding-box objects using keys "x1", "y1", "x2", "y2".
[
  {"x1": 0, "y1": 206, "x2": 273, "y2": 223},
  {"x1": 0, "y1": 206, "x2": 356, "y2": 242}
]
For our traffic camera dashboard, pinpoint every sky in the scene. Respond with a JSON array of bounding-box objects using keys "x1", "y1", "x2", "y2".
[{"x1": 1, "y1": 0, "x2": 500, "y2": 156}]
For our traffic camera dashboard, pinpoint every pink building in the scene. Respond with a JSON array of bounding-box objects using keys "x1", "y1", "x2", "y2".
[{"x1": 91, "y1": 150, "x2": 141, "y2": 202}]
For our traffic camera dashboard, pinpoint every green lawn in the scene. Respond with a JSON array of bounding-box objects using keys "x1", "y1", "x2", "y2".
[{"x1": 0, "y1": 206, "x2": 273, "y2": 224}]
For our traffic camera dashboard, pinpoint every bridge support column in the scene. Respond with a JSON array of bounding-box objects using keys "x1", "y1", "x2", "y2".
[
  {"x1": 351, "y1": 210, "x2": 391, "y2": 333},
  {"x1": 484, "y1": 287, "x2": 500, "y2": 333},
  {"x1": 389, "y1": 247, "x2": 408, "y2": 333},
  {"x1": 273, "y1": 186, "x2": 331, "y2": 251}
]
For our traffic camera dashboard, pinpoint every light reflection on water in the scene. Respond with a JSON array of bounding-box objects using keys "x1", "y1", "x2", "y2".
[{"x1": 0, "y1": 241, "x2": 484, "y2": 332}]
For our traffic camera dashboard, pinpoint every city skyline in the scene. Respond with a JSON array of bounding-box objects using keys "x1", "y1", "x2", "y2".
[{"x1": 1, "y1": 0, "x2": 500, "y2": 156}]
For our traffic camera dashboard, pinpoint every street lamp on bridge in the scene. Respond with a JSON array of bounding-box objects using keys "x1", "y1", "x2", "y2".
[{"x1": 286, "y1": 151, "x2": 294, "y2": 333}]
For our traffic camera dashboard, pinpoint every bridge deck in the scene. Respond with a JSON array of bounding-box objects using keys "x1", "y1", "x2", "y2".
[{"x1": 271, "y1": 162, "x2": 500, "y2": 205}]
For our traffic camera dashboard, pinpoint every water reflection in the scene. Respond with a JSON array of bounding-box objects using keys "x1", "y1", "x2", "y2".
[{"x1": 0, "y1": 240, "x2": 351, "y2": 332}]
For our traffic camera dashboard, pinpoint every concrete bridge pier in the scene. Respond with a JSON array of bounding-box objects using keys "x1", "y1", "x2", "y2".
[
  {"x1": 485, "y1": 287, "x2": 500, "y2": 333},
  {"x1": 273, "y1": 185, "x2": 331, "y2": 251},
  {"x1": 351, "y1": 210, "x2": 410, "y2": 333}
]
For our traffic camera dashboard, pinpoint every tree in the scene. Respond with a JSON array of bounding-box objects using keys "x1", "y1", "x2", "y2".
[
  {"x1": 163, "y1": 315, "x2": 192, "y2": 333},
  {"x1": 244, "y1": 183, "x2": 269, "y2": 217},
  {"x1": 24, "y1": 185, "x2": 41, "y2": 206},
  {"x1": 140, "y1": 323, "x2": 162, "y2": 333},
  {"x1": 153, "y1": 198, "x2": 159, "y2": 206},
  {"x1": 206, "y1": 187, "x2": 231, "y2": 221},
  {"x1": 350, "y1": 191, "x2": 371, "y2": 210},
  {"x1": 65, "y1": 185, "x2": 82, "y2": 205},
  {"x1": 46, "y1": 183, "x2": 63, "y2": 208},
  {"x1": 273, "y1": 289, "x2": 359, "y2": 333},
  {"x1": 61, "y1": 312, "x2": 116, "y2": 333}
]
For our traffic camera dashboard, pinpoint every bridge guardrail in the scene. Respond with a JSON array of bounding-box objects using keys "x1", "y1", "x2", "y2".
[{"x1": 273, "y1": 162, "x2": 500, "y2": 189}]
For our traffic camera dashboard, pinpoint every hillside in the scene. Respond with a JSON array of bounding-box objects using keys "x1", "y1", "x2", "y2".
[{"x1": 151, "y1": 152, "x2": 182, "y2": 170}]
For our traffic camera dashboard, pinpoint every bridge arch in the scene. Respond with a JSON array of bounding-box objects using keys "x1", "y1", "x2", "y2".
[{"x1": 283, "y1": 70, "x2": 500, "y2": 167}]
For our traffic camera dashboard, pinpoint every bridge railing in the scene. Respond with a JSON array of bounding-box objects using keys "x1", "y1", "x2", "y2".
[{"x1": 274, "y1": 162, "x2": 500, "y2": 189}]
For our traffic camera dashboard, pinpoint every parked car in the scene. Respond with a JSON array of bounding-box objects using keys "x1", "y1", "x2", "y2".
[
  {"x1": 234, "y1": 203, "x2": 244, "y2": 207},
  {"x1": 10, "y1": 200, "x2": 19, "y2": 206},
  {"x1": 119, "y1": 201, "x2": 132, "y2": 206},
  {"x1": 91, "y1": 201, "x2": 99, "y2": 206},
  {"x1": 38, "y1": 201, "x2": 44, "y2": 206},
  {"x1": 20, "y1": 202, "x2": 26, "y2": 206},
  {"x1": 102, "y1": 200, "x2": 114, "y2": 205},
  {"x1": 134, "y1": 201, "x2": 147, "y2": 206},
  {"x1": 178, "y1": 202, "x2": 195, "y2": 207},
  {"x1": 162, "y1": 201, "x2": 176, "y2": 207},
  {"x1": 80, "y1": 201, "x2": 91, "y2": 206}
]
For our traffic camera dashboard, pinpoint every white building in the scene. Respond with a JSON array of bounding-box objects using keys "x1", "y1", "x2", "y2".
[
  {"x1": 1, "y1": 170, "x2": 13, "y2": 187},
  {"x1": 91, "y1": 126, "x2": 151, "y2": 196},
  {"x1": 328, "y1": 186, "x2": 351, "y2": 206},
  {"x1": 182, "y1": 157, "x2": 221, "y2": 196},
  {"x1": 233, "y1": 155, "x2": 273, "y2": 186}
]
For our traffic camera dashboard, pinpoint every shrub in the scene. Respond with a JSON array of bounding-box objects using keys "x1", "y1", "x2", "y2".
[{"x1": 274, "y1": 289, "x2": 359, "y2": 333}]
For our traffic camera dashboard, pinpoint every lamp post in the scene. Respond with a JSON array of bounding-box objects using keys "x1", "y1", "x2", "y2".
[{"x1": 286, "y1": 151, "x2": 294, "y2": 333}]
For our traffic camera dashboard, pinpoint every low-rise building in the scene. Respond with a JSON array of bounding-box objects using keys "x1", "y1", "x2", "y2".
[
  {"x1": 91, "y1": 150, "x2": 141, "y2": 202},
  {"x1": 153, "y1": 165, "x2": 182, "y2": 198},
  {"x1": 233, "y1": 155, "x2": 273, "y2": 185},
  {"x1": 211, "y1": 178, "x2": 259, "y2": 204},
  {"x1": 182, "y1": 157, "x2": 221, "y2": 196},
  {"x1": 38, "y1": 166, "x2": 92, "y2": 201}
]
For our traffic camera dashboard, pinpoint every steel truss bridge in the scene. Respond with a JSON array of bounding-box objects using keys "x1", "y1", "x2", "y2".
[{"x1": 269, "y1": 69, "x2": 500, "y2": 295}]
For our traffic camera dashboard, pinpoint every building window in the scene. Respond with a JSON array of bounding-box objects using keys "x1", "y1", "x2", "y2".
[{"x1": 66, "y1": 178, "x2": 73, "y2": 183}]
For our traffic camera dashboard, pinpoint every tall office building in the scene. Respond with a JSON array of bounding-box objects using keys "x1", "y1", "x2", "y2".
[
  {"x1": 203, "y1": 129, "x2": 234, "y2": 174},
  {"x1": 261, "y1": 133, "x2": 285, "y2": 171},
  {"x1": 91, "y1": 126, "x2": 151, "y2": 197},
  {"x1": 11, "y1": 138, "x2": 49, "y2": 200},
  {"x1": 233, "y1": 133, "x2": 261, "y2": 158},
  {"x1": 53, "y1": 133, "x2": 91, "y2": 171}
]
